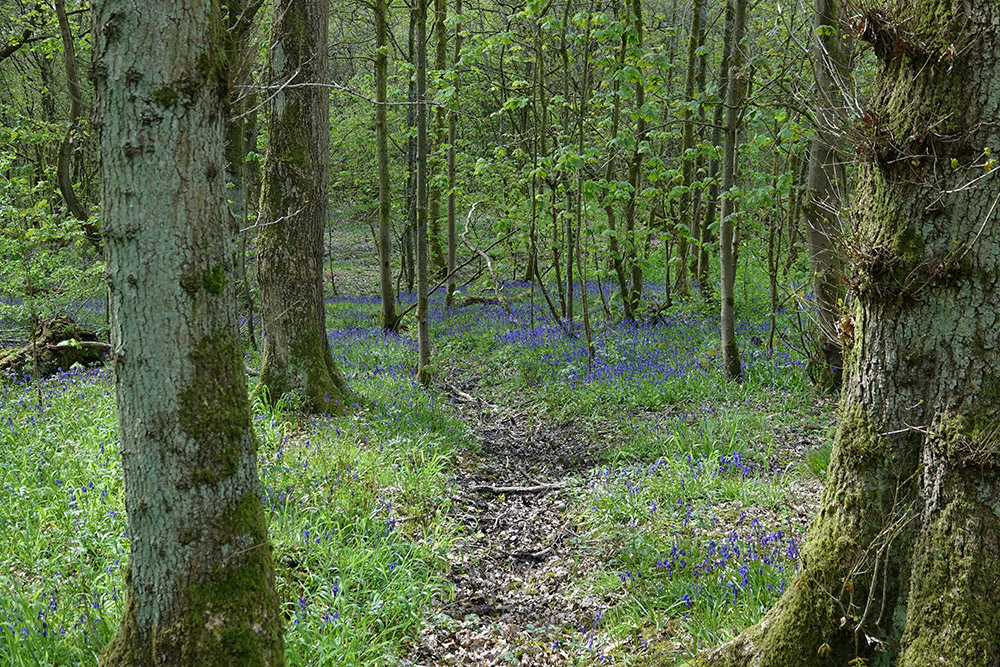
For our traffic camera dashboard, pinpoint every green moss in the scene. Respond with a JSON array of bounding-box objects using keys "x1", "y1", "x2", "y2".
[
  {"x1": 929, "y1": 412, "x2": 1000, "y2": 467},
  {"x1": 201, "y1": 265, "x2": 226, "y2": 295},
  {"x1": 178, "y1": 330, "x2": 251, "y2": 486},
  {"x1": 177, "y1": 492, "x2": 282, "y2": 665},
  {"x1": 278, "y1": 100, "x2": 308, "y2": 169},
  {"x1": 150, "y1": 86, "x2": 180, "y2": 108},
  {"x1": 899, "y1": 497, "x2": 1000, "y2": 665},
  {"x1": 835, "y1": 402, "x2": 887, "y2": 462}
]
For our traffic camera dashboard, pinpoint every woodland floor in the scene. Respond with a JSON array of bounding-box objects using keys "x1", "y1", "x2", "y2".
[
  {"x1": 319, "y1": 215, "x2": 832, "y2": 666},
  {"x1": 0, "y1": 217, "x2": 833, "y2": 666},
  {"x1": 398, "y1": 365, "x2": 827, "y2": 665}
]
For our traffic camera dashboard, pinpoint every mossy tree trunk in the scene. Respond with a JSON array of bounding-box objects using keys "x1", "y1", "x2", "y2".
[
  {"x1": 93, "y1": 1, "x2": 284, "y2": 664},
  {"x1": 255, "y1": 0, "x2": 348, "y2": 413},
  {"x1": 222, "y1": 0, "x2": 264, "y2": 350},
  {"x1": 804, "y1": 0, "x2": 847, "y2": 390},
  {"x1": 698, "y1": 1, "x2": 1000, "y2": 665},
  {"x1": 445, "y1": 0, "x2": 461, "y2": 310}
]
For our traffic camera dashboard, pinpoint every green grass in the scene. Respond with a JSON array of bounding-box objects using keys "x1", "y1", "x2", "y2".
[
  {"x1": 0, "y1": 324, "x2": 466, "y2": 665},
  {"x1": 0, "y1": 243, "x2": 834, "y2": 665}
]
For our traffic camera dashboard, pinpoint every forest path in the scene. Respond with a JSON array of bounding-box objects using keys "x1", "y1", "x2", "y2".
[{"x1": 402, "y1": 372, "x2": 611, "y2": 666}]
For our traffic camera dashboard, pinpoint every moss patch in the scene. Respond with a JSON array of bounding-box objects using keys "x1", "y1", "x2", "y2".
[
  {"x1": 150, "y1": 86, "x2": 180, "y2": 108},
  {"x1": 178, "y1": 329, "x2": 251, "y2": 486},
  {"x1": 201, "y1": 265, "x2": 227, "y2": 296}
]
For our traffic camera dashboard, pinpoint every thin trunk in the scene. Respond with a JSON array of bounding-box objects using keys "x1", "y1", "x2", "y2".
[
  {"x1": 623, "y1": 0, "x2": 646, "y2": 315},
  {"x1": 404, "y1": 13, "x2": 418, "y2": 292},
  {"x1": 604, "y1": 33, "x2": 633, "y2": 320},
  {"x1": 427, "y1": 0, "x2": 448, "y2": 276},
  {"x1": 415, "y1": 0, "x2": 431, "y2": 385},
  {"x1": 223, "y1": 0, "x2": 263, "y2": 350},
  {"x1": 674, "y1": 0, "x2": 703, "y2": 298},
  {"x1": 719, "y1": 0, "x2": 746, "y2": 382},
  {"x1": 690, "y1": 0, "x2": 710, "y2": 286},
  {"x1": 54, "y1": 0, "x2": 100, "y2": 248},
  {"x1": 445, "y1": 0, "x2": 462, "y2": 309},
  {"x1": 376, "y1": 0, "x2": 398, "y2": 330},
  {"x1": 804, "y1": 0, "x2": 847, "y2": 389},
  {"x1": 697, "y1": 1, "x2": 735, "y2": 293}
]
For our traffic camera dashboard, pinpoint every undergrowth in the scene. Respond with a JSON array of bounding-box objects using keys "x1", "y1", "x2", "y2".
[{"x1": 0, "y1": 259, "x2": 832, "y2": 665}]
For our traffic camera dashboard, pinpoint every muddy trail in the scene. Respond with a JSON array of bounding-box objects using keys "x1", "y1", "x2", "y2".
[{"x1": 402, "y1": 376, "x2": 615, "y2": 666}]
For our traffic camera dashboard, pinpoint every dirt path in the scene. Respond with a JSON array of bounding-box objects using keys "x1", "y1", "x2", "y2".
[{"x1": 402, "y1": 377, "x2": 612, "y2": 666}]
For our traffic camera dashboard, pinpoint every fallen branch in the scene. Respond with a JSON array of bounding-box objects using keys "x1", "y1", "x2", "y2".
[
  {"x1": 445, "y1": 383, "x2": 476, "y2": 403},
  {"x1": 461, "y1": 201, "x2": 512, "y2": 314},
  {"x1": 508, "y1": 545, "x2": 554, "y2": 561},
  {"x1": 51, "y1": 340, "x2": 112, "y2": 350},
  {"x1": 394, "y1": 229, "x2": 517, "y2": 325},
  {"x1": 469, "y1": 482, "x2": 566, "y2": 495}
]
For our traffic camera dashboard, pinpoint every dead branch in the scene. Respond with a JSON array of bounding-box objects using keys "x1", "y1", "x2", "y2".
[{"x1": 469, "y1": 482, "x2": 566, "y2": 495}]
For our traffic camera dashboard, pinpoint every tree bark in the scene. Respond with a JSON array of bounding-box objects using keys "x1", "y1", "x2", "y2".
[
  {"x1": 603, "y1": 31, "x2": 633, "y2": 320},
  {"x1": 623, "y1": 0, "x2": 645, "y2": 315},
  {"x1": 697, "y1": 1, "x2": 734, "y2": 294},
  {"x1": 427, "y1": 0, "x2": 449, "y2": 276},
  {"x1": 719, "y1": 0, "x2": 746, "y2": 382},
  {"x1": 698, "y1": 1, "x2": 1000, "y2": 665},
  {"x1": 376, "y1": 0, "x2": 398, "y2": 330},
  {"x1": 445, "y1": 0, "x2": 462, "y2": 310},
  {"x1": 674, "y1": 0, "x2": 703, "y2": 299},
  {"x1": 415, "y1": 0, "x2": 432, "y2": 385},
  {"x1": 222, "y1": 0, "x2": 264, "y2": 351},
  {"x1": 93, "y1": 1, "x2": 284, "y2": 664},
  {"x1": 54, "y1": 0, "x2": 101, "y2": 249},
  {"x1": 804, "y1": 0, "x2": 847, "y2": 390},
  {"x1": 256, "y1": 0, "x2": 348, "y2": 413}
]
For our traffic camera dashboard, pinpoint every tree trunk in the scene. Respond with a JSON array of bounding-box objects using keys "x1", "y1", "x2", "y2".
[
  {"x1": 223, "y1": 0, "x2": 263, "y2": 351},
  {"x1": 256, "y1": 0, "x2": 348, "y2": 413},
  {"x1": 719, "y1": 0, "x2": 746, "y2": 382},
  {"x1": 445, "y1": 0, "x2": 462, "y2": 309},
  {"x1": 93, "y1": 1, "x2": 284, "y2": 664},
  {"x1": 54, "y1": 0, "x2": 101, "y2": 249},
  {"x1": 427, "y1": 0, "x2": 449, "y2": 276},
  {"x1": 403, "y1": 12, "x2": 417, "y2": 292},
  {"x1": 376, "y1": 0, "x2": 398, "y2": 330},
  {"x1": 698, "y1": 1, "x2": 1000, "y2": 665},
  {"x1": 603, "y1": 33, "x2": 633, "y2": 320},
  {"x1": 415, "y1": 0, "x2": 432, "y2": 385},
  {"x1": 623, "y1": 0, "x2": 645, "y2": 315},
  {"x1": 674, "y1": 0, "x2": 703, "y2": 299},
  {"x1": 697, "y1": 1, "x2": 734, "y2": 294},
  {"x1": 804, "y1": 0, "x2": 847, "y2": 390}
]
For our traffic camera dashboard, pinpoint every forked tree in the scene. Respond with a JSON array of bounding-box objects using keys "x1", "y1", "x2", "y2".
[
  {"x1": 93, "y1": 1, "x2": 284, "y2": 664},
  {"x1": 256, "y1": 0, "x2": 349, "y2": 412},
  {"x1": 697, "y1": 0, "x2": 1000, "y2": 664}
]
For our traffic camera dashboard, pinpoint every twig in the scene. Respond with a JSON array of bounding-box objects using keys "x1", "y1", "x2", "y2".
[
  {"x1": 508, "y1": 545, "x2": 554, "y2": 561},
  {"x1": 461, "y1": 201, "x2": 511, "y2": 314},
  {"x1": 394, "y1": 229, "x2": 517, "y2": 323},
  {"x1": 50, "y1": 340, "x2": 111, "y2": 350},
  {"x1": 469, "y1": 482, "x2": 566, "y2": 495}
]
